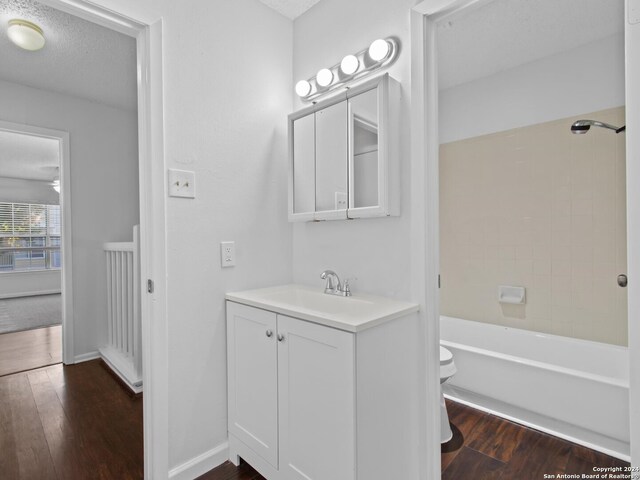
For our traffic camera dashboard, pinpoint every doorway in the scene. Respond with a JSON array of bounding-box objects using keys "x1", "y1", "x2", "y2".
[
  {"x1": 412, "y1": 0, "x2": 640, "y2": 477},
  {"x1": 0, "y1": 124, "x2": 68, "y2": 376},
  {"x1": 1, "y1": 0, "x2": 167, "y2": 476}
]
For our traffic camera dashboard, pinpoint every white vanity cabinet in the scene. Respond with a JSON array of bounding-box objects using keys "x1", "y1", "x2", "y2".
[
  {"x1": 226, "y1": 285, "x2": 420, "y2": 480},
  {"x1": 226, "y1": 302, "x2": 355, "y2": 479},
  {"x1": 288, "y1": 73, "x2": 400, "y2": 222}
]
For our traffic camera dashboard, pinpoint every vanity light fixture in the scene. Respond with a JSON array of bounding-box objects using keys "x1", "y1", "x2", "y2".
[
  {"x1": 295, "y1": 37, "x2": 398, "y2": 101},
  {"x1": 316, "y1": 68, "x2": 333, "y2": 87},
  {"x1": 7, "y1": 19, "x2": 45, "y2": 51},
  {"x1": 295, "y1": 80, "x2": 312, "y2": 97},
  {"x1": 340, "y1": 54, "x2": 359, "y2": 75},
  {"x1": 368, "y1": 38, "x2": 391, "y2": 62}
]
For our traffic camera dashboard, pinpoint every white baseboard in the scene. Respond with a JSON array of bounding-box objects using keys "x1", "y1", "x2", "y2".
[
  {"x1": 169, "y1": 441, "x2": 229, "y2": 480},
  {"x1": 0, "y1": 289, "x2": 61, "y2": 299},
  {"x1": 73, "y1": 351, "x2": 100, "y2": 364},
  {"x1": 99, "y1": 347, "x2": 143, "y2": 394}
]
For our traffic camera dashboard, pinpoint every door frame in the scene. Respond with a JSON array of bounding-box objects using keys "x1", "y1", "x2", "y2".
[
  {"x1": 0, "y1": 121, "x2": 72, "y2": 361},
  {"x1": 37, "y1": 1, "x2": 169, "y2": 478},
  {"x1": 625, "y1": 0, "x2": 640, "y2": 469},
  {"x1": 413, "y1": 0, "x2": 640, "y2": 475}
]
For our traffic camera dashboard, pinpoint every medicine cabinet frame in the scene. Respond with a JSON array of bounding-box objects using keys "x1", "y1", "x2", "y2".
[{"x1": 288, "y1": 73, "x2": 400, "y2": 222}]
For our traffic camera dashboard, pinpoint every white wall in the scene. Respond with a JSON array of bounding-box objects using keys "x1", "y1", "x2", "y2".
[
  {"x1": 292, "y1": 1, "x2": 421, "y2": 478},
  {"x1": 292, "y1": 0, "x2": 415, "y2": 298},
  {"x1": 0, "y1": 270, "x2": 60, "y2": 299},
  {"x1": 439, "y1": 33, "x2": 625, "y2": 144},
  {"x1": 136, "y1": 0, "x2": 292, "y2": 472},
  {"x1": 0, "y1": 79, "x2": 139, "y2": 357},
  {"x1": 0, "y1": 177, "x2": 60, "y2": 205}
]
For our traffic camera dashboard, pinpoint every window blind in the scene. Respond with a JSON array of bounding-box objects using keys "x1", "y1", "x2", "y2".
[{"x1": 0, "y1": 202, "x2": 61, "y2": 271}]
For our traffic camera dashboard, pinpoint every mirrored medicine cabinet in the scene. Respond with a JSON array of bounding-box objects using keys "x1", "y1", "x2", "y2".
[{"x1": 288, "y1": 73, "x2": 400, "y2": 222}]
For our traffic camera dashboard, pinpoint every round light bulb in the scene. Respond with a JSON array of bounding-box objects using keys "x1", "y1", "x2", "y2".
[
  {"x1": 7, "y1": 19, "x2": 45, "y2": 51},
  {"x1": 368, "y1": 39, "x2": 390, "y2": 62},
  {"x1": 295, "y1": 80, "x2": 312, "y2": 97},
  {"x1": 316, "y1": 68, "x2": 334, "y2": 87},
  {"x1": 340, "y1": 55, "x2": 359, "y2": 75}
]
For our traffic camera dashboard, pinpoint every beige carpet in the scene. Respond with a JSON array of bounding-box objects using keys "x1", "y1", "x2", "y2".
[{"x1": 0, "y1": 294, "x2": 62, "y2": 334}]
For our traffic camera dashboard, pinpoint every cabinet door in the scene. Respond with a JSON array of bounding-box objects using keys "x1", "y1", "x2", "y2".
[
  {"x1": 291, "y1": 112, "x2": 316, "y2": 220},
  {"x1": 348, "y1": 88, "x2": 381, "y2": 212},
  {"x1": 277, "y1": 315, "x2": 355, "y2": 480},
  {"x1": 315, "y1": 100, "x2": 348, "y2": 220},
  {"x1": 227, "y1": 302, "x2": 279, "y2": 467},
  {"x1": 347, "y1": 74, "x2": 398, "y2": 219}
]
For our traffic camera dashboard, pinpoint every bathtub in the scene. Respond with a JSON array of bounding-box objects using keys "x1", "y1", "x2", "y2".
[{"x1": 440, "y1": 315, "x2": 630, "y2": 460}]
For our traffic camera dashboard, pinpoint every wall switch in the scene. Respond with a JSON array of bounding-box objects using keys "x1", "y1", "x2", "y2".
[
  {"x1": 168, "y1": 169, "x2": 196, "y2": 198},
  {"x1": 220, "y1": 241, "x2": 235, "y2": 267}
]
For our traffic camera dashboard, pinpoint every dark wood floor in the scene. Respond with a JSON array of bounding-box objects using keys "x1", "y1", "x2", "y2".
[
  {"x1": 0, "y1": 325, "x2": 62, "y2": 377},
  {"x1": 197, "y1": 460, "x2": 265, "y2": 480},
  {"x1": 1, "y1": 360, "x2": 627, "y2": 480},
  {"x1": 0, "y1": 359, "x2": 143, "y2": 479},
  {"x1": 199, "y1": 399, "x2": 630, "y2": 480},
  {"x1": 441, "y1": 399, "x2": 629, "y2": 479}
]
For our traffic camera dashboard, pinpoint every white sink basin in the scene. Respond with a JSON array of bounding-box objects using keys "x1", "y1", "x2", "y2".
[{"x1": 226, "y1": 284, "x2": 419, "y2": 332}]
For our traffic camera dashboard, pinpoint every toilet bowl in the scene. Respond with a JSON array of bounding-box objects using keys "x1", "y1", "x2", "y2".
[{"x1": 440, "y1": 346, "x2": 457, "y2": 443}]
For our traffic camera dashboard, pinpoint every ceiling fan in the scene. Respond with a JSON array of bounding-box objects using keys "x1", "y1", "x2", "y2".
[{"x1": 39, "y1": 165, "x2": 60, "y2": 193}]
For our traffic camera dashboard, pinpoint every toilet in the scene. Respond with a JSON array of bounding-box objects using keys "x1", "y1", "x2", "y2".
[{"x1": 440, "y1": 346, "x2": 457, "y2": 443}]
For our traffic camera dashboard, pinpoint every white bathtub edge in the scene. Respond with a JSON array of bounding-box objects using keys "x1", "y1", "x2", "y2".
[
  {"x1": 443, "y1": 384, "x2": 631, "y2": 462},
  {"x1": 440, "y1": 339, "x2": 629, "y2": 389}
]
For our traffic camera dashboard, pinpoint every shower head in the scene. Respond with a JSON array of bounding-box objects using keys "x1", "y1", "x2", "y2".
[{"x1": 570, "y1": 119, "x2": 626, "y2": 135}]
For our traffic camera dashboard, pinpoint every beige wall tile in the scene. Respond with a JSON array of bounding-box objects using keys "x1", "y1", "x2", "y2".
[{"x1": 440, "y1": 106, "x2": 627, "y2": 346}]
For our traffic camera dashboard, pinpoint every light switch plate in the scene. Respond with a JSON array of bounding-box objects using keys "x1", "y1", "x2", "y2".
[
  {"x1": 220, "y1": 241, "x2": 235, "y2": 267},
  {"x1": 168, "y1": 169, "x2": 196, "y2": 198}
]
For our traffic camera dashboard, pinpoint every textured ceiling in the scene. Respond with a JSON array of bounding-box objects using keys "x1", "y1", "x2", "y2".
[
  {"x1": 0, "y1": 130, "x2": 59, "y2": 181},
  {"x1": 258, "y1": 0, "x2": 324, "y2": 19},
  {"x1": 0, "y1": 0, "x2": 136, "y2": 110},
  {"x1": 438, "y1": 0, "x2": 624, "y2": 90}
]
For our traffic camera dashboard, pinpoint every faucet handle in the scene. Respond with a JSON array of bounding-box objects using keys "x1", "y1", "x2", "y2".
[{"x1": 343, "y1": 279, "x2": 351, "y2": 296}]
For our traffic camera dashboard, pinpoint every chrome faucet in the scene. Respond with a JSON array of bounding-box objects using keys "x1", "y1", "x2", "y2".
[{"x1": 320, "y1": 270, "x2": 351, "y2": 297}]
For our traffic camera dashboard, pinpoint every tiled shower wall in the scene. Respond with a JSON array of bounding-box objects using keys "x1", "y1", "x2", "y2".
[{"x1": 440, "y1": 107, "x2": 627, "y2": 346}]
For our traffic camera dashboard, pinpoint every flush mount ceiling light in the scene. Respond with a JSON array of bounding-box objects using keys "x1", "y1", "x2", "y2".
[
  {"x1": 7, "y1": 19, "x2": 46, "y2": 51},
  {"x1": 295, "y1": 37, "x2": 397, "y2": 102}
]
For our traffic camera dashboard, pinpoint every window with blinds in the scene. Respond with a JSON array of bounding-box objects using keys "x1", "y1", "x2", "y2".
[{"x1": 0, "y1": 202, "x2": 61, "y2": 272}]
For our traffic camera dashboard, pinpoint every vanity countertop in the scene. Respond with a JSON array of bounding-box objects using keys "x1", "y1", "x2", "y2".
[{"x1": 225, "y1": 284, "x2": 420, "y2": 333}]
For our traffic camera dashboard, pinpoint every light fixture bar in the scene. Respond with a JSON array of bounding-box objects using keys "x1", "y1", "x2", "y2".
[{"x1": 296, "y1": 37, "x2": 398, "y2": 102}]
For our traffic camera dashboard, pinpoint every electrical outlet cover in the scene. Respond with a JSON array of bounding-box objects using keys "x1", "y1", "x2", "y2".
[{"x1": 220, "y1": 241, "x2": 235, "y2": 267}]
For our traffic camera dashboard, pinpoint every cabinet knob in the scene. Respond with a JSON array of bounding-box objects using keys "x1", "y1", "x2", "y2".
[
  {"x1": 277, "y1": 334, "x2": 285, "y2": 342},
  {"x1": 266, "y1": 330, "x2": 273, "y2": 338}
]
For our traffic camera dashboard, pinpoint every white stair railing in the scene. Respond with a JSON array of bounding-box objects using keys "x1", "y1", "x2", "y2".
[{"x1": 100, "y1": 225, "x2": 142, "y2": 393}]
